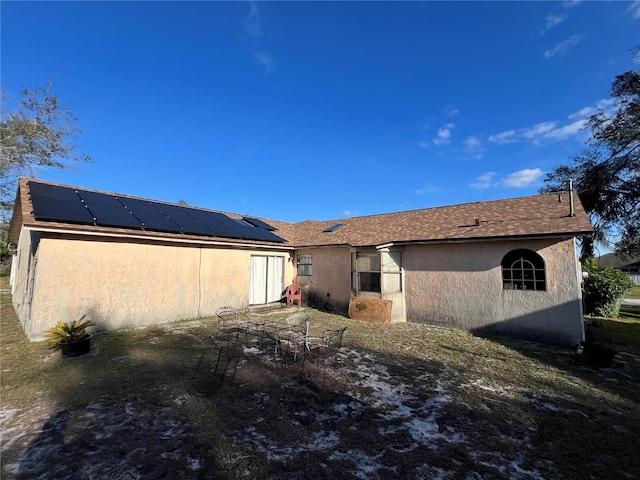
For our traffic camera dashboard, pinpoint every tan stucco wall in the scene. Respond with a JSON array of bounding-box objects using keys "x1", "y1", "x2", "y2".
[
  {"x1": 404, "y1": 238, "x2": 584, "y2": 345},
  {"x1": 10, "y1": 227, "x2": 40, "y2": 338},
  {"x1": 295, "y1": 247, "x2": 407, "y2": 322},
  {"x1": 295, "y1": 247, "x2": 352, "y2": 313},
  {"x1": 16, "y1": 233, "x2": 292, "y2": 341}
]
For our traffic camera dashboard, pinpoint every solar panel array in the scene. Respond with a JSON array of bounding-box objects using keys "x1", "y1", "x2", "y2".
[
  {"x1": 28, "y1": 181, "x2": 286, "y2": 243},
  {"x1": 242, "y1": 216, "x2": 277, "y2": 231}
]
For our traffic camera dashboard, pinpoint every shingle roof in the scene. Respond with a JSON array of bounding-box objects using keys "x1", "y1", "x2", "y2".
[
  {"x1": 10, "y1": 178, "x2": 592, "y2": 248},
  {"x1": 290, "y1": 192, "x2": 593, "y2": 247},
  {"x1": 598, "y1": 253, "x2": 640, "y2": 269}
]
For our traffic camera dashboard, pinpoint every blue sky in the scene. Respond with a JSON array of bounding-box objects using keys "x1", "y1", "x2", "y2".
[{"x1": 2, "y1": 1, "x2": 639, "y2": 223}]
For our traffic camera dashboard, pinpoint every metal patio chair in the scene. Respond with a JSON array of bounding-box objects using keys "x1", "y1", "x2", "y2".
[
  {"x1": 305, "y1": 326, "x2": 348, "y2": 383},
  {"x1": 213, "y1": 306, "x2": 253, "y2": 349},
  {"x1": 190, "y1": 345, "x2": 240, "y2": 396},
  {"x1": 276, "y1": 312, "x2": 312, "y2": 352}
]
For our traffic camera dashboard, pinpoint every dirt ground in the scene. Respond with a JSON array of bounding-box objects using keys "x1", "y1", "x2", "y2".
[{"x1": 2, "y1": 311, "x2": 640, "y2": 479}]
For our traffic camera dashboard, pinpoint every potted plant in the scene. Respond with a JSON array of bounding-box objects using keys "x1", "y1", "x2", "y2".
[{"x1": 44, "y1": 315, "x2": 96, "y2": 357}]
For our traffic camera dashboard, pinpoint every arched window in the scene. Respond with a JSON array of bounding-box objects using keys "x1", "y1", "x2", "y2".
[{"x1": 501, "y1": 249, "x2": 546, "y2": 291}]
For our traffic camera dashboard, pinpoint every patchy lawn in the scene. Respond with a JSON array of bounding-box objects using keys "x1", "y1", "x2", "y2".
[
  {"x1": 2, "y1": 295, "x2": 640, "y2": 480},
  {"x1": 626, "y1": 286, "x2": 640, "y2": 300}
]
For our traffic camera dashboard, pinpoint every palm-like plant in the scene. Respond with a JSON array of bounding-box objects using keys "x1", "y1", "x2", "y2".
[{"x1": 43, "y1": 315, "x2": 95, "y2": 347}]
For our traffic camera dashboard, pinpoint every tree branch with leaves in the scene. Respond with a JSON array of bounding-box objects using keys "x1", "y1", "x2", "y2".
[
  {"x1": 543, "y1": 51, "x2": 640, "y2": 260},
  {"x1": 0, "y1": 81, "x2": 93, "y2": 252}
]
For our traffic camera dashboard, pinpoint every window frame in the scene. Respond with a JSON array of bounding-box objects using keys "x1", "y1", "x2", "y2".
[
  {"x1": 351, "y1": 249, "x2": 403, "y2": 294},
  {"x1": 296, "y1": 254, "x2": 313, "y2": 276},
  {"x1": 501, "y1": 249, "x2": 546, "y2": 291}
]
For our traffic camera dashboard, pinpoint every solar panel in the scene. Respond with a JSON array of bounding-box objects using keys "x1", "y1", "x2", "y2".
[
  {"x1": 184, "y1": 209, "x2": 245, "y2": 240},
  {"x1": 254, "y1": 228, "x2": 287, "y2": 243},
  {"x1": 76, "y1": 190, "x2": 144, "y2": 230},
  {"x1": 28, "y1": 182, "x2": 95, "y2": 224},
  {"x1": 28, "y1": 181, "x2": 287, "y2": 243},
  {"x1": 242, "y1": 217, "x2": 277, "y2": 231},
  {"x1": 116, "y1": 197, "x2": 182, "y2": 233},
  {"x1": 152, "y1": 203, "x2": 216, "y2": 236},
  {"x1": 209, "y1": 212, "x2": 286, "y2": 242}
]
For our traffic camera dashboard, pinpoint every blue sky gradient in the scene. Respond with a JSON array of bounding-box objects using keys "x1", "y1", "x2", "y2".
[{"x1": 2, "y1": 1, "x2": 639, "y2": 222}]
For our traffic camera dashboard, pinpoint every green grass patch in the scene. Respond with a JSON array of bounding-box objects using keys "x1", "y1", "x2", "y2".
[
  {"x1": 626, "y1": 286, "x2": 640, "y2": 300},
  {"x1": 585, "y1": 309, "x2": 640, "y2": 355}
]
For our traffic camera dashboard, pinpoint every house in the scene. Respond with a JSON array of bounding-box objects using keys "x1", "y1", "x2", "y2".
[
  {"x1": 8, "y1": 178, "x2": 593, "y2": 346},
  {"x1": 598, "y1": 253, "x2": 640, "y2": 286}
]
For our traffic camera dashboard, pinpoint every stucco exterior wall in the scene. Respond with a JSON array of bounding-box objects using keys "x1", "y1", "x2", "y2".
[
  {"x1": 10, "y1": 227, "x2": 40, "y2": 338},
  {"x1": 404, "y1": 238, "x2": 584, "y2": 346},
  {"x1": 295, "y1": 247, "x2": 352, "y2": 314},
  {"x1": 17, "y1": 233, "x2": 292, "y2": 341}
]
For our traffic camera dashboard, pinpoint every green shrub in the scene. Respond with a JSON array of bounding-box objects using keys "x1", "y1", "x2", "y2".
[{"x1": 583, "y1": 258, "x2": 635, "y2": 318}]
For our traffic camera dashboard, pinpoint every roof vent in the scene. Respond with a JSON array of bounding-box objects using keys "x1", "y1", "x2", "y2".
[{"x1": 475, "y1": 218, "x2": 481, "y2": 226}]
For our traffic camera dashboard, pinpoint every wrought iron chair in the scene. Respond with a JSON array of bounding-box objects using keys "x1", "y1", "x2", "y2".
[
  {"x1": 213, "y1": 306, "x2": 252, "y2": 350},
  {"x1": 305, "y1": 327, "x2": 348, "y2": 383},
  {"x1": 276, "y1": 312, "x2": 312, "y2": 352},
  {"x1": 190, "y1": 345, "x2": 239, "y2": 396}
]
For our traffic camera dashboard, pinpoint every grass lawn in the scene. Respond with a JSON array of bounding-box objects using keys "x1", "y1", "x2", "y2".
[
  {"x1": 626, "y1": 286, "x2": 640, "y2": 300},
  {"x1": 2, "y1": 295, "x2": 640, "y2": 479}
]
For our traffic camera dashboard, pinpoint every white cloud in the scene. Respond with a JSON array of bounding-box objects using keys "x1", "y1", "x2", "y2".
[
  {"x1": 243, "y1": 3, "x2": 275, "y2": 73},
  {"x1": 470, "y1": 169, "x2": 544, "y2": 189},
  {"x1": 545, "y1": 14, "x2": 565, "y2": 30},
  {"x1": 342, "y1": 210, "x2": 358, "y2": 217},
  {"x1": 544, "y1": 34, "x2": 584, "y2": 59},
  {"x1": 569, "y1": 99, "x2": 615, "y2": 120},
  {"x1": 463, "y1": 136, "x2": 484, "y2": 159},
  {"x1": 628, "y1": 1, "x2": 640, "y2": 20},
  {"x1": 469, "y1": 168, "x2": 544, "y2": 189},
  {"x1": 415, "y1": 184, "x2": 442, "y2": 195},
  {"x1": 417, "y1": 142, "x2": 430, "y2": 149},
  {"x1": 488, "y1": 97, "x2": 614, "y2": 146},
  {"x1": 500, "y1": 168, "x2": 544, "y2": 188},
  {"x1": 489, "y1": 121, "x2": 587, "y2": 145},
  {"x1": 469, "y1": 172, "x2": 497, "y2": 189},
  {"x1": 568, "y1": 106, "x2": 595, "y2": 120},
  {"x1": 243, "y1": 2, "x2": 262, "y2": 39},
  {"x1": 519, "y1": 122, "x2": 557, "y2": 139},
  {"x1": 562, "y1": 1, "x2": 582, "y2": 9},
  {"x1": 444, "y1": 106, "x2": 459, "y2": 117},
  {"x1": 541, "y1": 119, "x2": 588, "y2": 141},
  {"x1": 254, "y1": 53, "x2": 275, "y2": 73},
  {"x1": 488, "y1": 130, "x2": 517, "y2": 145},
  {"x1": 432, "y1": 123, "x2": 456, "y2": 146},
  {"x1": 541, "y1": 1, "x2": 581, "y2": 33}
]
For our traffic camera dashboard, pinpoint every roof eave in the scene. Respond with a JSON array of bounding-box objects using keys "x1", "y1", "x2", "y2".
[{"x1": 20, "y1": 223, "x2": 295, "y2": 250}]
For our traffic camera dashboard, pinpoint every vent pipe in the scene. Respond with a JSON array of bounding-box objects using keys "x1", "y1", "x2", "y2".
[{"x1": 569, "y1": 178, "x2": 575, "y2": 217}]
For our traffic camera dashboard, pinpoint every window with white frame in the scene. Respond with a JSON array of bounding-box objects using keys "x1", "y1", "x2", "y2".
[
  {"x1": 297, "y1": 254, "x2": 313, "y2": 276},
  {"x1": 351, "y1": 250, "x2": 402, "y2": 293},
  {"x1": 501, "y1": 249, "x2": 546, "y2": 291}
]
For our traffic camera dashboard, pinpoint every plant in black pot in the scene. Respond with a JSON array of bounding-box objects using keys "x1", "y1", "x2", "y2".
[{"x1": 44, "y1": 315, "x2": 96, "y2": 357}]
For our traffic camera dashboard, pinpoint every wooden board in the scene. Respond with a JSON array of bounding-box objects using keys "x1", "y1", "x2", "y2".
[{"x1": 348, "y1": 297, "x2": 392, "y2": 324}]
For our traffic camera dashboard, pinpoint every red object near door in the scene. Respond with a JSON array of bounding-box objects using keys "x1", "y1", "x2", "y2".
[{"x1": 286, "y1": 284, "x2": 302, "y2": 307}]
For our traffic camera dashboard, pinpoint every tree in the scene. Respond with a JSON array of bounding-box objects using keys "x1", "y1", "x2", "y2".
[
  {"x1": 582, "y1": 258, "x2": 634, "y2": 318},
  {"x1": 0, "y1": 81, "x2": 92, "y2": 250},
  {"x1": 543, "y1": 51, "x2": 639, "y2": 260}
]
